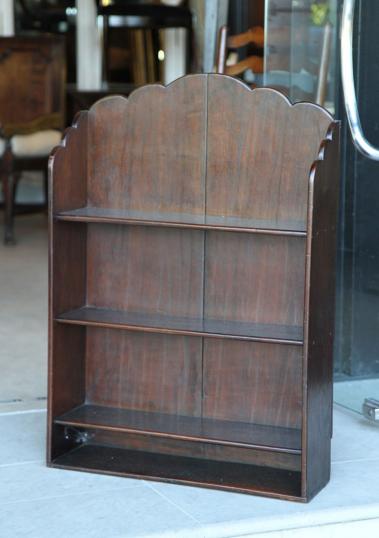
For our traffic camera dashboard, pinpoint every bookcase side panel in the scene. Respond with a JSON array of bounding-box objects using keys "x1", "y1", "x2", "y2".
[
  {"x1": 303, "y1": 122, "x2": 340, "y2": 500},
  {"x1": 49, "y1": 111, "x2": 88, "y2": 212},
  {"x1": 206, "y1": 75, "x2": 333, "y2": 228},
  {"x1": 86, "y1": 75, "x2": 207, "y2": 216},
  {"x1": 48, "y1": 115, "x2": 89, "y2": 460}
]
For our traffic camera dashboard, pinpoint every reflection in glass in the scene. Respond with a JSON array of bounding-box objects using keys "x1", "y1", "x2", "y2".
[{"x1": 263, "y1": 0, "x2": 338, "y2": 113}]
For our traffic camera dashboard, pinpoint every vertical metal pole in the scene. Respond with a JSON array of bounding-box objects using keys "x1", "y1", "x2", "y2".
[
  {"x1": 0, "y1": 0, "x2": 14, "y2": 37},
  {"x1": 190, "y1": 0, "x2": 229, "y2": 73},
  {"x1": 163, "y1": 29, "x2": 187, "y2": 84},
  {"x1": 76, "y1": 0, "x2": 103, "y2": 90}
]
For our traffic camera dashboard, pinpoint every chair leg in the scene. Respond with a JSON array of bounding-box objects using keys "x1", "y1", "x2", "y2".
[
  {"x1": 1, "y1": 149, "x2": 15, "y2": 245},
  {"x1": 2, "y1": 173, "x2": 15, "y2": 245},
  {"x1": 43, "y1": 167, "x2": 48, "y2": 208}
]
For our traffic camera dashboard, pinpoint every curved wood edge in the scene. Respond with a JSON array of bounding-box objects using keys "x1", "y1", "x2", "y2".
[
  {"x1": 48, "y1": 109, "x2": 89, "y2": 169},
  {"x1": 48, "y1": 108, "x2": 89, "y2": 213},
  {"x1": 302, "y1": 118, "x2": 340, "y2": 500},
  {"x1": 308, "y1": 120, "x2": 340, "y2": 180},
  {"x1": 60, "y1": 74, "x2": 334, "y2": 126}
]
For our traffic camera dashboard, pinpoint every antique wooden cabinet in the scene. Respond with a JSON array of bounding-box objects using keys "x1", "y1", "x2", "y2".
[{"x1": 48, "y1": 74, "x2": 339, "y2": 502}]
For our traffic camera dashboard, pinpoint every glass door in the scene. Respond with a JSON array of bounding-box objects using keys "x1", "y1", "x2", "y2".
[
  {"x1": 263, "y1": 0, "x2": 338, "y2": 110},
  {"x1": 263, "y1": 0, "x2": 379, "y2": 418}
]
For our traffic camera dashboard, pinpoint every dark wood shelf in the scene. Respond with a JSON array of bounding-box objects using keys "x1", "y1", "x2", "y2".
[
  {"x1": 49, "y1": 74, "x2": 339, "y2": 501},
  {"x1": 54, "y1": 404, "x2": 302, "y2": 454},
  {"x1": 55, "y1": 206, "x2": 307, "y2": 236},
  {"x1": 56, "y1": 306, "x2": 304, "y2": 345},
  {"x1": 51, "y1": 444, "x2": 303, "y2": 500}
]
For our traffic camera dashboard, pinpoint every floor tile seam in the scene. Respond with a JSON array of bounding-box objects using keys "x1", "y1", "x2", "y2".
[
  {"x1": 143, "y1": 481, "x2": 201, "y2": 524},
  {"x1": 0, "y1": 460, "x2": 43, "y2": 468},
  {"x1": 332, "y1": 456, "x2": 379, "y2": 465},
  {"x1": 0, "y1": 483, "x2": 148, "y2": 508},
  {"x1": 0, "y1": 408, "x2": 47, "y2": 416},
  {"x1": 167, "y1": 505, "x2": 379, "y2": 538}
]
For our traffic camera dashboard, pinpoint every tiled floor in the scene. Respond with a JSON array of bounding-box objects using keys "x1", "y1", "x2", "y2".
[
  {"x1": 0, "y1": 406, "x2": 379, "y2": 538},
  {"x1": 1, "y1": 212, "x2": 379, "y2": 537},
  {"x1": 0, "y1": 211, "x2": 47, "y2": 410}
]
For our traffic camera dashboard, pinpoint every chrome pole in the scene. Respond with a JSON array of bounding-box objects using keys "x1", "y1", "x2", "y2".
[{"x1": 341, "y1": 0, "x2": 379, "y2": 160}]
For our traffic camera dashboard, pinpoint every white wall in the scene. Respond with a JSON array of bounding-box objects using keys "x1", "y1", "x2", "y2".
[
  {"x1": 76, "y1": 0, "x2": 103, "y2": 90},
  {"x1": 0, "y1": 0, "x2": 14, "y2": 37}
]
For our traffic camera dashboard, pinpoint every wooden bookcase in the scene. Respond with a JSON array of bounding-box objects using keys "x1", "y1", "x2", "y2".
[{"x1": 48, "y1": 74, "x2": 339, "y2": 502}]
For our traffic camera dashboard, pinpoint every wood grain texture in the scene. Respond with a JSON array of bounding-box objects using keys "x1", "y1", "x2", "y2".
[
  {"x1": 206, "y1": 75, "x2": 333, "y2": 228},
  {"x1": 203, "y1": 339, "x2": 303, "y2": 429},
  {"x1": 91, "y1": 429, "x2": 301, "y2": 471},
  {"x1": 55, "y1": 404, "x2": 301, "y2": 453},
  {"x1": 52, "y1": 444, "x2": 303, "y2": 500},
  {"x1": 48, "y1": 74, "x2": 339, "y2": 500},
  {"x1": 48, "y1": 112, "x2": 88, "y2": 461},
  {"x1": 205, "y1": 231, "x2": 305, "y2": 328},
  {"x1": 55, "y1": 206, "x2": 307, "y2": 235},
  {"x1": 86, "y1": 224, "x2": 204, "y2": 318},
  {"x1": 49, "y1": 111, "x2": 88, "y2": 213},
  {"x1": 56, "y1": 305, "x2": 303, "y2": 344},
  {"x1": 302, "y1": 121, "x2": 340, "y2": 500},
  {"x1": 85, "y1": 328, "x2": 202, "y2": 416},
  {"x1": 87, "y1": 75, "x2": 206, "y2": 215},
  {"x1": 0, "y1": 35, "x2": 65, "y2": 136}
]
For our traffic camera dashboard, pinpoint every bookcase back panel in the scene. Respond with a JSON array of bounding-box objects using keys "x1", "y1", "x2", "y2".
[
  {"x1": 84, "y1": 429, "x2": 301, "y2": 471},
  {"x1": 205, "y1": 232, "x2": 305, "y2": 328},
  {"x1": 86, "y1": 224, "x2": 204, "y2": 318},
  {"x1": 203, "y1": 339, "x2": 302, "y2": 429},
  {"x1": 85, "y1": 328, "x2": 202, "y2": 416},
  {"x1": 206, "y1": 75, "x2": 332, "y2": 227},
  {"x1": 87, "y1": 75, "x2": 206, "y2": 215}
]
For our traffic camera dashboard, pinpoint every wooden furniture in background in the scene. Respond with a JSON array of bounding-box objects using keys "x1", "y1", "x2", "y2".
[
  {"x1": 48, "y1": 74, "x2": 339, "y2": 501},
  {"x1": 0, "y1": 34, "x2": 65, "y2": 244},
  {"x1": 216, "y1": 24, "x2": 264, "y2": 76},
  {"x1": 66, "y1": 83, "x2": 135, "y2": 125},
  {"x1": 96, "y1": 1, "x2": 192, "y2": 84}
]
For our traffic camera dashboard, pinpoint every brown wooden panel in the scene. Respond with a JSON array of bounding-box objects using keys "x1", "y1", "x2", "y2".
[
  {"x1": 52, "y1": 444, "x2": 302, "y2": 500},
  {"x1": 0, "y1": 35, "x2": 65, "y2": 134},
  {"x1": 56, "y1": 402, "x2": 301, "y2": 451},
  {"x1": 85, "y1": 329, "x2": 202, "y2": 416},
  {"x1": 51, "y1": 223, "x2": 87, "y2": 315},
  {"x1": 206, "y1": 74, "x2": 333, "y2": 227},
  {"x1": 48, "y1": 324, "x2": 86, "y2": 461},
  {"x1": 48, "y1": 112, "x2": 88, "y2": 461},
  {"x1": 87, "y1": 75, "x2": 207, "y2": 215},
  {"x1": 302, "y1": 122, "x2": 340, "y2": 499},
  {"x1": 203, "y1": 339, "x2": 303, "y2": 429},
  {"x1": 56, "y1": 206, "x2": 307, "y2": 235},
  {"x1": 49, "y1": 111, "x2": 88, "y2": 213},
  {"x1": 86, "y1": 224, "x2": 204, "y2": 318},
  {"x1": 48, "y1": 74, "x2": 339, "y2": 501},
  {"x1": 92, "y1": 429, "x2": 301, "y2": 471},
  {"x1": 50, "y1": 324, "x2": 86, "y2": 417},
  {"x1": 205, "y1": 231, "x2": 305, "y2": 327},
  {"x1": 56, "y1": 305, "x2": 303, "y2": 344}
]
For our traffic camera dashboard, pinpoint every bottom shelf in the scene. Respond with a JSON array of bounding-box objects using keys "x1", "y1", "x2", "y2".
[
  {"x1": 54, "y1": 404, "x2": 301, "y2": 453},
  {"x1": 51, "y1": 444, "x2": 303, "y2": 501}
]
